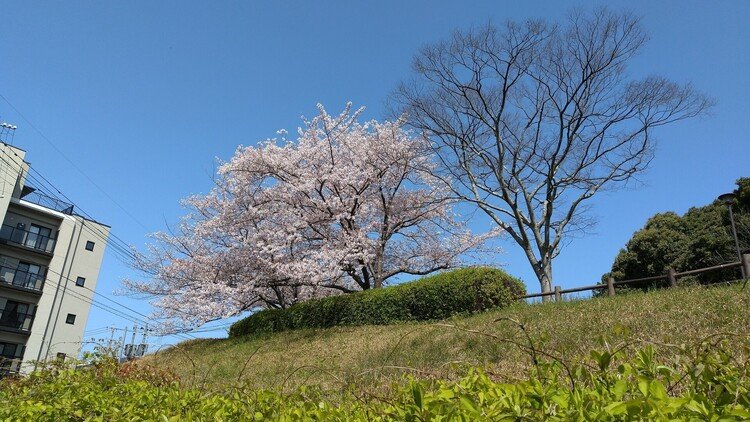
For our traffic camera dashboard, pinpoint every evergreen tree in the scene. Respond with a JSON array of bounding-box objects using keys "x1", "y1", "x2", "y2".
[{"x1": 605, "y1": 178, "x2": 749, "y2": 285}]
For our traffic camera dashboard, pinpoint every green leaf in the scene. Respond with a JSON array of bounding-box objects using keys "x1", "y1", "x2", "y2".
[
  {"x1": 459, "y1": 396, "x2": 479, "y2": 413},
  {"x1": 412, "y1": 385, "x2": 423, "y2": 409},
  {"x1": 637, "y1": 378, "x2": 650, "y2": 397},
  {"x1": 612, "y1": 379, "x2": 628, "y2": 398},
  {"x1": 603, "y1": 401, "x2": 628, "y2": 415},
  {"x1": 649, "y1": 381, "x2": 667, "y2": 400}
]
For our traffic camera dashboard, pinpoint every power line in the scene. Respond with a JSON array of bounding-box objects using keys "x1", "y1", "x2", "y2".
[
  {"x1": 46, "y1": 266, "x2": 153, "y2": 324},
  {"x1": 83, "y1": 328, "x2": 111, "y2": 336},
  {"x1": 0, "y1": 145, "x2": 137, "y2": 264},
  {"x1": 0, "y1": 182, "x2": 196, "y2": 342},
  {"x1": 45, "y1": 265, "x2": 208, "y2": 338},
  {"x1": 0, "y1": 115, "x2": 144, "y2": 276},
  {"x1": 184, "y1": 322, "x2": 234, "y2": 334},
  {"x1": 39, "y1": 266, "x2": 197, "y2": 341},
  {"x1": 0, "y1": 146, "x2": 120, "y2": 243},
  {"x1": 0, "y1": 93, "x2": 150, "y2": 231},
  {"x1": 45, "y1": 289, "x2": 149, "y2": 335},
  {"x1": 25, "y1": 172, "x2": 135, "y2": 259},
  {"x1": 24, "y1": 165, "x2": 137, "y2": 259},
  {"x1": 42, "y1": 277, "x2": 196, "y2": 342},
  {"x1": 0, "y1": 106, "x2": 217, "y2": 340},
  {"x1": 0, "y1": 147, "x2": 205, "y2": 340},
  {"x1": 0, "y1": 148, "x2": 218, "y2": 341}
]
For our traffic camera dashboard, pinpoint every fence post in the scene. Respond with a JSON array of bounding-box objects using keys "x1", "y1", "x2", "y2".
[
  {"x1": 607, "y1": 277, "x2": 616, "y2": 297},
  {"x1": 667, "y1": 268, "x2": 677, "y2": 288},
  {"x1": 742, "y1": 253, "x2": 750, "y2": 281},
  {"x1": 554, "y1": 286, "x2": 562, "y2": 302}
]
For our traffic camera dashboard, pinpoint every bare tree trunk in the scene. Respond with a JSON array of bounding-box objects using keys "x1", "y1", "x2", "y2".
[{"x1": 537, "y1": 261, "x2": 553, "y2": 302}]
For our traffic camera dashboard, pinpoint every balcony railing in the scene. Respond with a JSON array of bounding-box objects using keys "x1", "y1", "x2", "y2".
[
  {"x1": 0, "y1": 307, "x2": 34, "y2": 333},
  {"x1": 0, "y1": 358, "x2": 22, "y2": 378},
  {"x1": 0, "y1": 265, "x2": 45, "y2": 292},
  {"x1": 0, "y1": 225, "x2": 56, "y2": 254},
  {"x1": 20, "y1": 189, "x2": 75, "y2": 215}
]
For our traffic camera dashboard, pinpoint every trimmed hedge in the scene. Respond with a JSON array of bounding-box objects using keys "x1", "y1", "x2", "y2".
[{"x1": 229, "y1": 267, "x2": 525, "y2": 337}]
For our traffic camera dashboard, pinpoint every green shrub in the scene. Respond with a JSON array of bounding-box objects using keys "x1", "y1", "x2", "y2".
[
  {"x1": 229, "y1": 267, "x2": 525, "y2": 337},
  {"x1": 2, "y1": 342, "x2": 749, "y2": 420}
]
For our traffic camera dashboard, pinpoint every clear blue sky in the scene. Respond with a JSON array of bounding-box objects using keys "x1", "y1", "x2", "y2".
[{"x1": 1, "y1": 1, "x2": 748, "y2": 348}]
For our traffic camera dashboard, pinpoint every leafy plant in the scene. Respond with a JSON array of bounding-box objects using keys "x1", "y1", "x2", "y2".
[{"x1": 2, "y1": 340, "x2": 748, "y2": 420}]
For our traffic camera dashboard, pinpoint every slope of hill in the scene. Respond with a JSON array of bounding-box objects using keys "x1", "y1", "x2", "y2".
[{"x1": 144, "y1": 283, "x2": 750, "y2": 392}]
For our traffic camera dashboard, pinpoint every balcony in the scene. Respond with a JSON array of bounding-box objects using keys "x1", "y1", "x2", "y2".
[
  {"x1": 0, "y1": 224, "x2": 56, "y2": 255},
  {"x1": 0, "y1": 307, "x2": 34, "y2": 334},
  {"x1": 0, "y1": 340, "x2": 23, "y2": 378},
  {"x1": 0, "y1": 265, "x2": 45, "y2": 293},
  {"x1": 0, "y1": 358, "x2": 21, "y2": 378}
]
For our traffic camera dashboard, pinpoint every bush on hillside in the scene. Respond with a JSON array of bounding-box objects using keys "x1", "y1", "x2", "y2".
[{"x1": 229, "y1": 267, "x2": 525, "y2": 337}]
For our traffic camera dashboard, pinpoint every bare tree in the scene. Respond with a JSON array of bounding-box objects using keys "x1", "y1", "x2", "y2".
[{"x1": 392, "y1": 9, "x2": 712, "y2": 295}]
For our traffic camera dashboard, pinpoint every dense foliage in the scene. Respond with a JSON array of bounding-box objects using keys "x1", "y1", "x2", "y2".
[
  {"x1": 229, "y1": 267, "x2": 525, "y2": 337},
  {"x1": 605, "y1": 177, "x2": 749, "y2": 285},
  {"x1": 2, "y1": 341, "x2": 749, "y2": 420}
]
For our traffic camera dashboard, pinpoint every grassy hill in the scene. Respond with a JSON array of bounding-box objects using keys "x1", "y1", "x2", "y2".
[{"x1": 144, "y1": 283, "x2": 750, "y2": 393}]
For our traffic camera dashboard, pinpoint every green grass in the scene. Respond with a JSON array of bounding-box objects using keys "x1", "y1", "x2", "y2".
[{"x1": 144, "y1": 283, "x2": 750, "y2": 392}]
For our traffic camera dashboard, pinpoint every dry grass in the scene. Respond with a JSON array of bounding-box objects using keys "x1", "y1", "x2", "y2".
[{"x1": 143, "y1": 283, "x2": 750, "y2": 392}]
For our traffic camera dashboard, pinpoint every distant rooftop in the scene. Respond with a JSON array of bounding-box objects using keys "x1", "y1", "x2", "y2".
[
  {"x1": 17, "y1": 186, "x2": 111, "y2": 228},
  {"x1": 0, "y1": 122, "x2": 17, "y2": 145}
]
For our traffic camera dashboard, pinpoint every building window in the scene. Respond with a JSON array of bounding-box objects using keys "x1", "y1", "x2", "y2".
[
  {"x1": 75, "y1": 277, "x2": 85, "y2": 287},
  {"x1": 0, "y1": 300, "x2": 31, "y2": 331},
  {"x1": 65, "y1": 314, "x2": 76, "y2": 325},
  {"x1": 15, "y1": 262, "x2": 44, "y2": 290},
  {"x1": 25, "y1": 224, "x2": 53, "y2": 251},
  {"x1": 0, "y1": 342, "x2": 20, "y2": 359},
  {"x1": 85, "y1": 241, "x2": 95, "y2": 251}
]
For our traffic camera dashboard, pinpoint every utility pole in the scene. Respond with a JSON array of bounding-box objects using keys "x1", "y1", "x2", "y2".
[
  {"x1": 718, "y1": 192, "x2": 746, "y2": 279},
  {"x1": 130, "y1": 324, "x2": 137, "y2": 350},
  {"x1": 142, "y1": 325, "x2": 150, "y2": 357},
  {"x1": 108, "y1": 327, "x2": 116, "y2": 357},
  {"x1": 119, "y1": 326, "x2": 128, "y2": 362}
]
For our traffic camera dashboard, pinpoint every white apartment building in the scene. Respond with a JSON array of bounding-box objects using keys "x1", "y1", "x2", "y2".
[{"x1": 0, "y1": 139, "x2": 108, "y2": 376}]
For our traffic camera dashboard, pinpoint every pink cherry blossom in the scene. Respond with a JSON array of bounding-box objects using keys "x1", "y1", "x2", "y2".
[{"x1": 126, "y1": 103, "x2": 501, "y2": 331}]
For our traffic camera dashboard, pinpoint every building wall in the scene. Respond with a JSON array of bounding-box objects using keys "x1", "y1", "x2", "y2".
[
  {"x1": 0, "y1": 143, "x2": 108, "y2": 374},
  {"x1": 0, "y1": 144, "x2": 30, "y2": 374},
  {"x1": 20, "y1": 206, "x2": 109, "y2": 369},
  {"x1": 0, "y1": 144, "x2": 27, "y2": 219}
]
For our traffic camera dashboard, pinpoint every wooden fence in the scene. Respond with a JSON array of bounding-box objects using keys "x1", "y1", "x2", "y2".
[{"x1": 518, "y1": 253, "x2": 750, "y2": 302}]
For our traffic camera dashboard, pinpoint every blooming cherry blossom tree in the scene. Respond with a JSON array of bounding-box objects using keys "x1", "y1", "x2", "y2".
[{"x1": 126, "y1": 104, "x2": 499, "y2": 330}]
